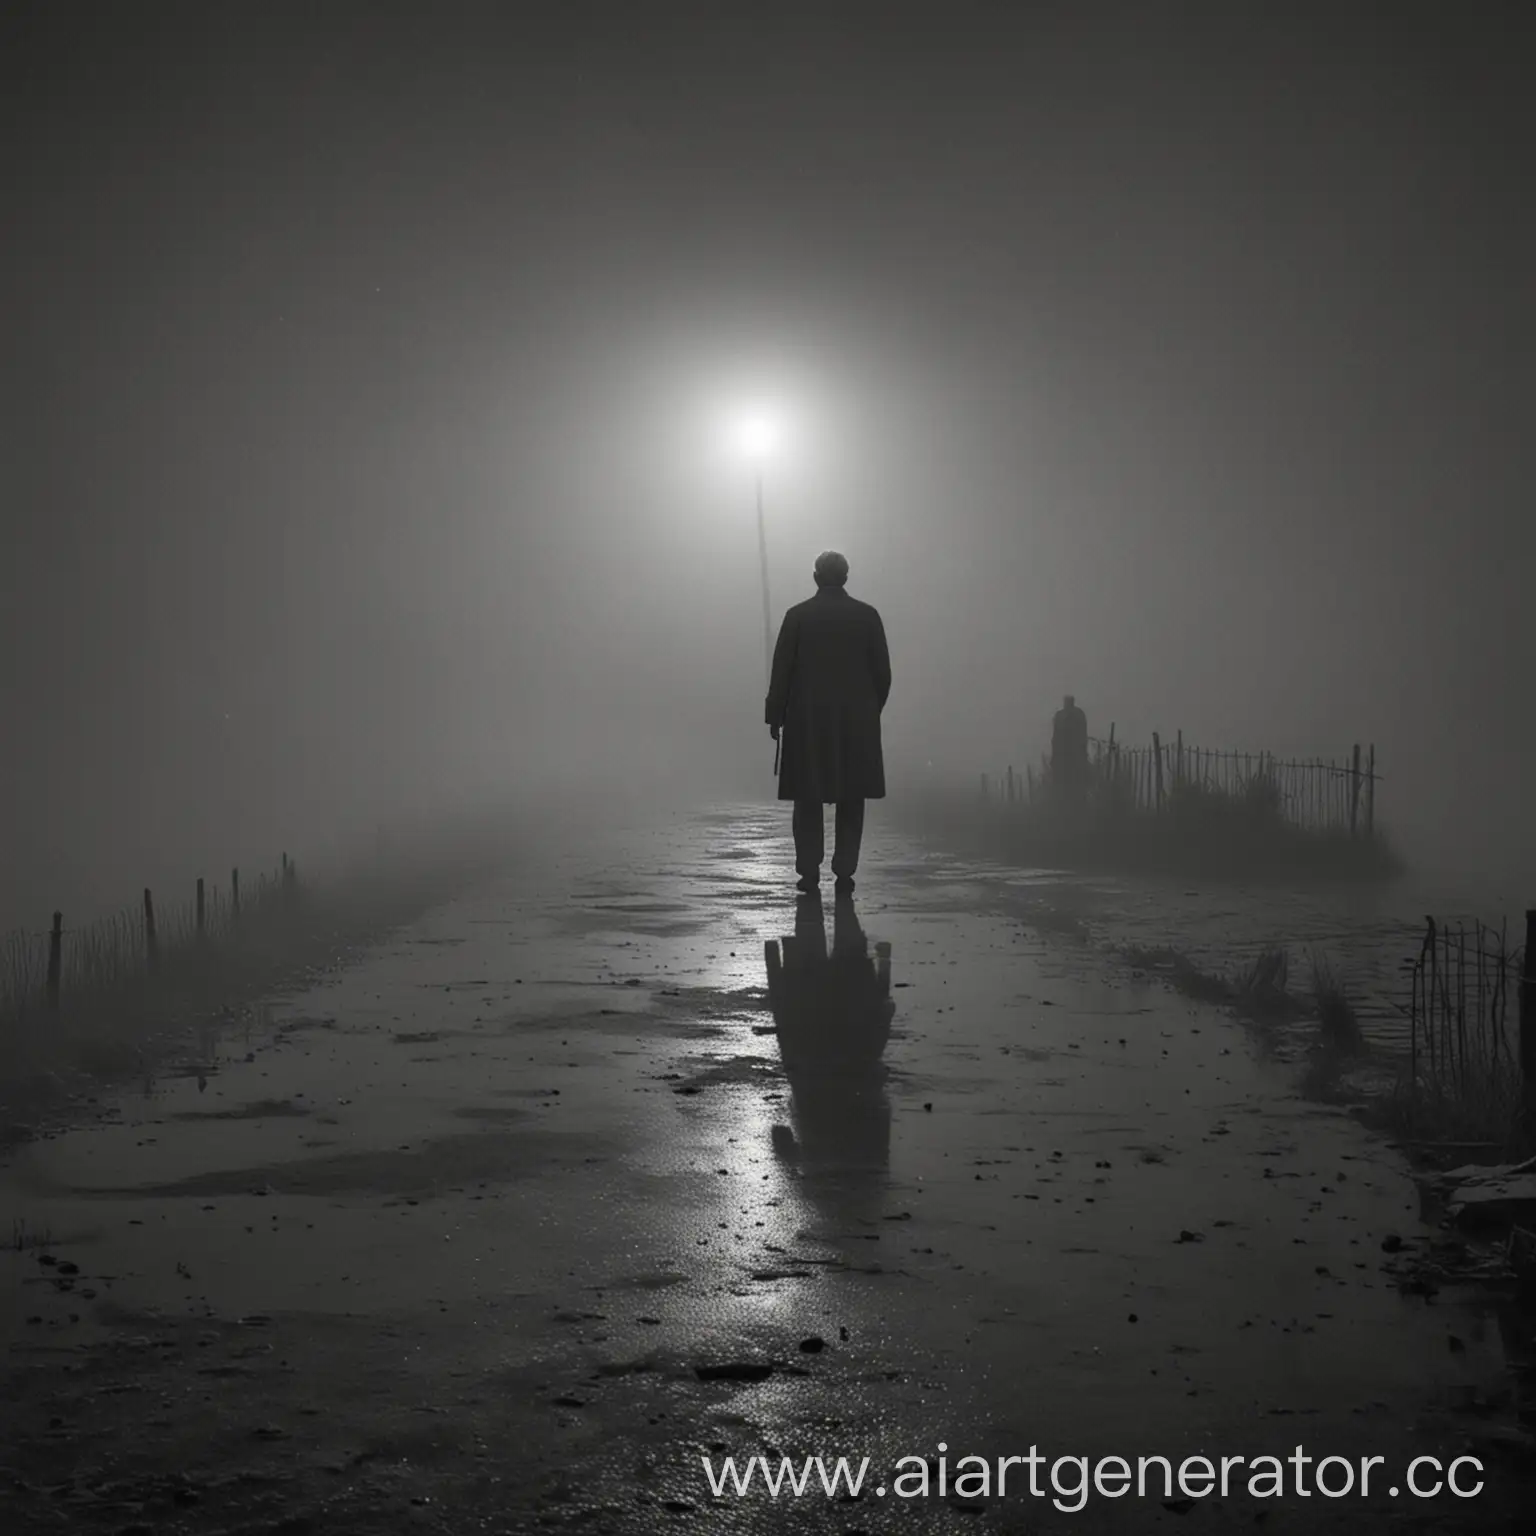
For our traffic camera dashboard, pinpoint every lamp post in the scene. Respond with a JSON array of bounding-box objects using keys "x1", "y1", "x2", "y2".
[
  {"x1": 737, "y1": 413, "x2": 777, "y2": 686},
  {"x1": 755, "y1": 461, "x2": 771, "y2": 686}
]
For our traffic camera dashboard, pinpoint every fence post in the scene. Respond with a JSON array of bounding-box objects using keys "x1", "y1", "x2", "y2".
[
  {"x1": 1521, "y1": 910, "x2": 1536, "y2": 1122},
  {"x1": 1365, "y1": 744, "x2": 1376, "y2": 835},
  {"x1": 1176, "y1": 729, "x2": 1183, "y2": 789},
  {"x1": 1349, "y1": 743, "x2": 1361, "y2": 836},
  {"x1": 232, "y1": 867, "x2": 240, "y2": 919},
  {"x1": 46, "y1": 912, "x2": 63, "y2": 1011},
  {"x1": 1151, "y1": 732, "x2": 1164, "y2": 810},
  {"x1": 1006, "y1": 765, "x2": 1015, "y2": 804},
  {"x1": 196, "y1": 876, "x2": 206, "y2": 938},
  {"x1": 144, "y1": 888, "x2": 158, "y2": 969}
]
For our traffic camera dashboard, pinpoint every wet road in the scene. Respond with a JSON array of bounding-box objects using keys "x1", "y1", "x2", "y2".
[{"x1": 0, "y1": 804, "x2": 1528, "y2": 1532}]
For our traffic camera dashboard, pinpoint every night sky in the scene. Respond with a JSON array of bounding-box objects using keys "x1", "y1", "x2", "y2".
[{"x1": 2, "y1": 0, "x2": 1531, "y2": 922}]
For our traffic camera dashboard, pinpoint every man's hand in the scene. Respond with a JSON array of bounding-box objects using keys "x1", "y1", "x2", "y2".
[{"x1": 769, "y1": 723, "x2": 780, "y2": 742}]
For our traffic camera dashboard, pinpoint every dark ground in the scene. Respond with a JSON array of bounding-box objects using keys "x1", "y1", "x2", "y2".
[{"x1": 2, "y1": 804, "x2": 1533, "y2": 1533}]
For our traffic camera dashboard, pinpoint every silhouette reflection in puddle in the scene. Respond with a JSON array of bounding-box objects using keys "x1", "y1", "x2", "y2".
[{"x1": 764, "y1": 891, "x2": 894, "y2": 1221}]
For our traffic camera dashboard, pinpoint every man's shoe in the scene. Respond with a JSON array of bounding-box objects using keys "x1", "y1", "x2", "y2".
[{"x1": 796, "y1": 875, "x2": 819, "y2": 893}]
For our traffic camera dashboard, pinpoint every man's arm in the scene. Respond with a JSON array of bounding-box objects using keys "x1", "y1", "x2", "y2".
[
  {"x1": 868, "y1": 609, "x2": 891, "y2": 712},
  {"x1": 765, "y1": 609, "x2": 797, "y2": 731}
]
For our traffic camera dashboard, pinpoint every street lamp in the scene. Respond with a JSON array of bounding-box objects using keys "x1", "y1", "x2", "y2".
[{"x1": 735, "y1": 412, "x2": 778, "y2": 686}]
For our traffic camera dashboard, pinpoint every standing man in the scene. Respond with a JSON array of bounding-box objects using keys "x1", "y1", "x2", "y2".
[{"x1": 766, "y1": 550, "x2": 891, "y2": 893}]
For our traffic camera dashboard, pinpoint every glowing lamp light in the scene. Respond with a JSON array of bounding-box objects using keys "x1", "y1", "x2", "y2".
[{"x1": 734, "y1": 411, "x2": 779, "y2": 463}]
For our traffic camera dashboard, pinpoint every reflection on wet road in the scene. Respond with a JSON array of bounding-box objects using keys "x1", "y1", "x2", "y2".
[{"x1": 766, "y1": 892, "x2": 894, "y2": 1229}]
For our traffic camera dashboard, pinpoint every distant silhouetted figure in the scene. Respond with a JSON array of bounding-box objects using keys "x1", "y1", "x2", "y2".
[
  {"x1": 766, "y1": 551, "x2": 891, "y2": 893},
  {"x1": 1051, "y1": 693, "x2": 1089, "y2": 809}
]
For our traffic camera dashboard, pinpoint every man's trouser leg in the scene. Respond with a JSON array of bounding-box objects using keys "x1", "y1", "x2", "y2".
[
  {"x1": 792, "y1": 800, "x2": 824, "y2": 879},
  {"x1": 831, "y1": 799, "x2": 865, "y2": 880}
]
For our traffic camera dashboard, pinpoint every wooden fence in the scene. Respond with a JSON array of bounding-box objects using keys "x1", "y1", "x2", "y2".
[
  {"x1": 1400, "y1": 909, "x2": 1536, "y2": 1126},
  {"x1": 981, "y1": 730, "x2": 1381, "y2": 838},
  {"x1": 1, "y1": 854, "x2": 300, "y2": 1026}
]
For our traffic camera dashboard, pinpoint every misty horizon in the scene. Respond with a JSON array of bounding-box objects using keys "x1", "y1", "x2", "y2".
[{"x1": 2, "y1": 1, "x2": 1530, "y2": 925}]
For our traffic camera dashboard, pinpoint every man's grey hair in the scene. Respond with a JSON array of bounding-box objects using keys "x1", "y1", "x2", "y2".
[{"x1": 813, "y1": 550, "x2": 849, "y2": 587}]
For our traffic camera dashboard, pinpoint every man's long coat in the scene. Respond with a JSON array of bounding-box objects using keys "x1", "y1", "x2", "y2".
[{"x1": 764, "y1": 586, "x2": 891, "y2": 803}]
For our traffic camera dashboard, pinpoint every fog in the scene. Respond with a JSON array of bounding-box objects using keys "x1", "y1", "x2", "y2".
[{"x1": 2, "y1": 1, "x2": 1530, "y2": 927}]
